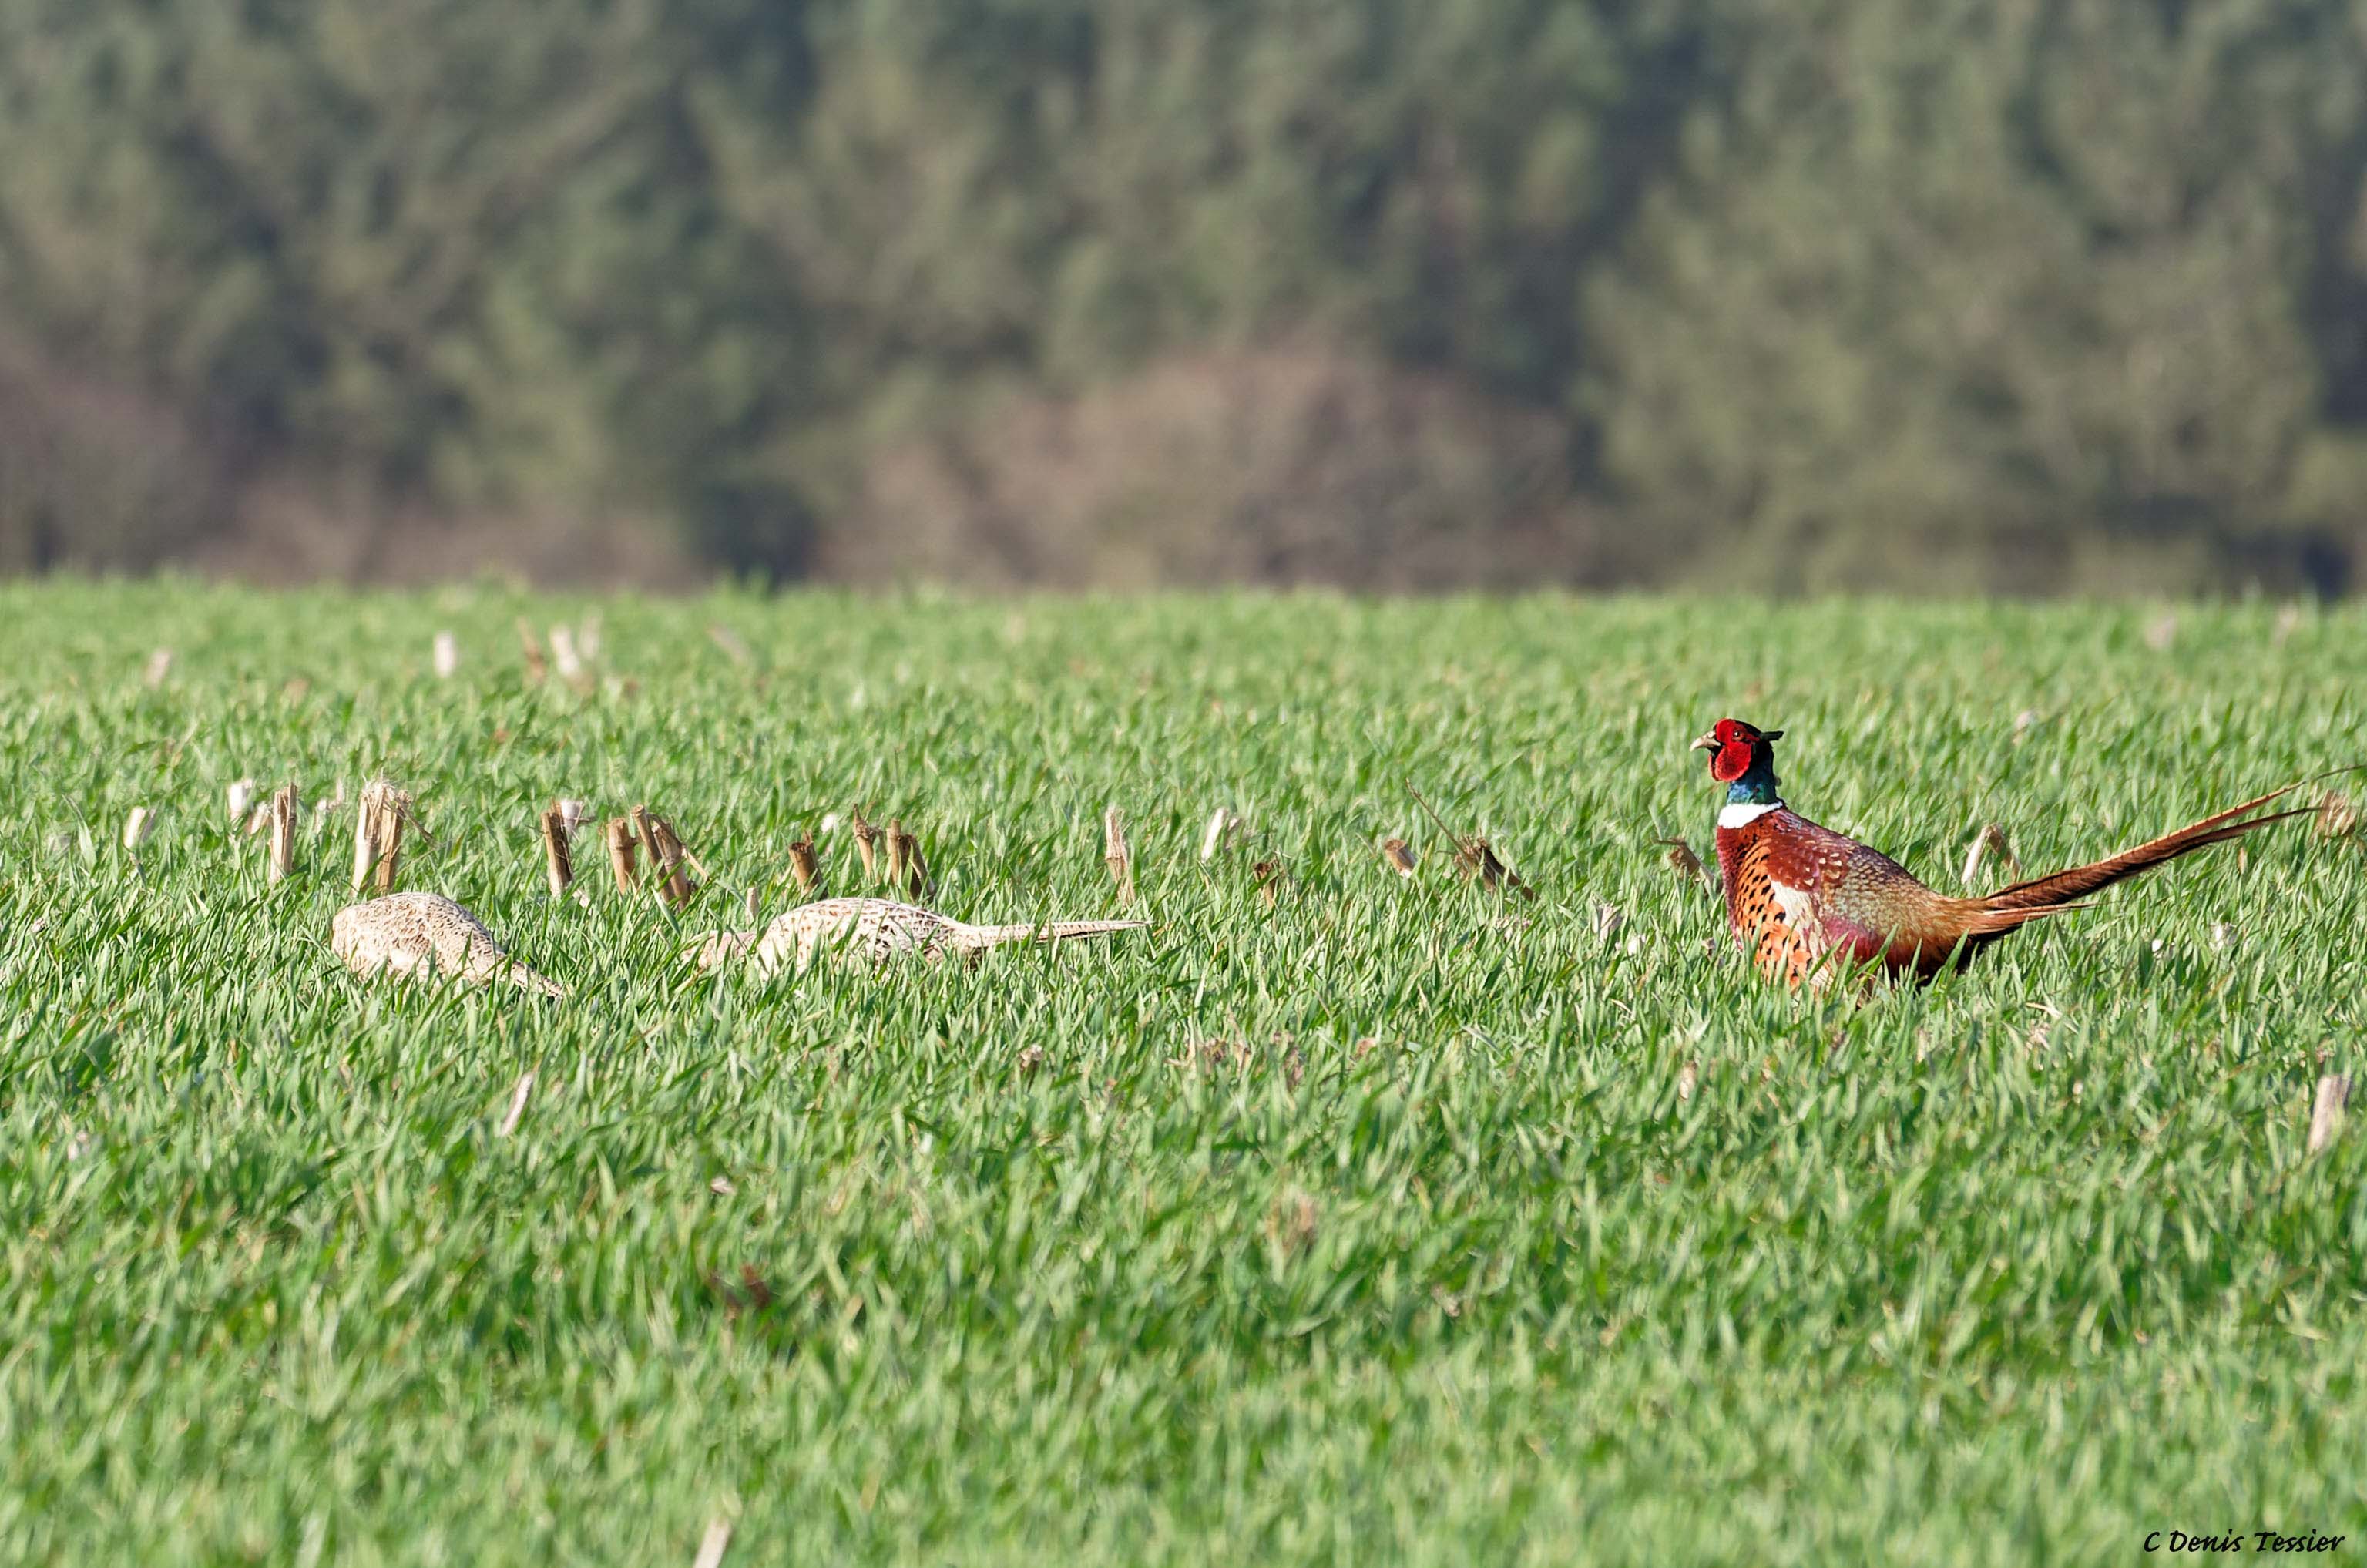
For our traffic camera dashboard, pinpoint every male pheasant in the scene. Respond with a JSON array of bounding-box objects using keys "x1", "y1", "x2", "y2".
[
  {"x1": 1694, "y1": 718, "x2": 2313, "y2": 985},
  {"x1": 331, "y1": 891, "x2": 568, "y2": 998},
  {"x1": 690, "y1": 896, "x2": 1147, "y2": 978}
]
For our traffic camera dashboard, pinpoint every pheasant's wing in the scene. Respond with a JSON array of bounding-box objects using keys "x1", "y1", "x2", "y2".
[
  {"x1": 1761, "y1": 811, "x2": 1961, "y2": 968},
  {"x1": 431, "y1": 912, "x2": 505, "y2": 980},
  {"x1": 361, "y1": 908, "x2": 445, "y2": 979}
]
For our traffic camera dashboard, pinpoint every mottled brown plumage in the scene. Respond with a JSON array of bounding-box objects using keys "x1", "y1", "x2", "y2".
[
  {"x1": 693, "y1": 896, "x2": 1146, "y2": 977},
  {"x1": 331, "y1": 891, "x2": 567, "y2": 998}
]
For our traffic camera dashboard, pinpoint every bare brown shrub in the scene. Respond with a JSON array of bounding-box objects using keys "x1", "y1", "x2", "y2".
[{"x1": 827, "y1": 346, "x2": 1608, "y2": 590}]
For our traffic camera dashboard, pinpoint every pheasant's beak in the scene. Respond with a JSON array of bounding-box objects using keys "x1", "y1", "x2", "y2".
[{"x1": 1691, "y1": 730, "x2": 1719, "y2": 753}]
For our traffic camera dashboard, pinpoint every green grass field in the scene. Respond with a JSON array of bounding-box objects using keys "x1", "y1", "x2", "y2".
[{"x1": 4, "y1": 583, "x2": 2365, "y2": 1566}]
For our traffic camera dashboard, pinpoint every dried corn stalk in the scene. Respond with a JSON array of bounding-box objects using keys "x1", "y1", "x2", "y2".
[
  {"x1": 786, "y1": 838, "x2": 820, "y2": 895},
  {"x1": 1200, "y1": 807, "x2": 1244, "y2": 861},
  {"x1": 2310, "y1": 1074, "x2": 2352, "y2": 1155},
  {"x1": 350, "y1": 779, "x2": 413, "y2": 895},
  {"x1": 1960, "y1": 823, "x2": 2021, "y2": 889},
  {"x1": 350, "y1": 792, "x2": 383, "y2": 893},
  {"x1": 707, "y1": 624, "x2": 754, "y2": 666},
  {"x1": 633, "y1": 805, "x2": 696, "y2": 908},
  {"x1": 1104, "y1": 806, "x2": 1136, "y2": 905},
  {"x1": 606, "y1": 818, "x2": 639, "y2": 892},
  {"x1": 852, "y1": 810, "x2": 881, "y2": 881},
  {"x1": 540, "y1": 804, "x2": 574, "y2": 898},
  {"x1": 2318, "y1": 791, "x2": 2359, "y2": 840},
  {"x1": 549, "y1": 624, "x2": 584, "y2": 683},
  {"x1": 515, "y1": 619, "x2": 548, "y2": 684},
  {"x1": 268, "y1": 785, "x2": 299, "y2": 883},
  {"x1": 1656, "y1": 835, "x2": 1709, "y2": 888},
  {"x1": 1409, "y1": 783, "x2": 1534, "y2": 899},
  {"x1": 897, "y1": 828, "x2": 929, "y2": 899}
]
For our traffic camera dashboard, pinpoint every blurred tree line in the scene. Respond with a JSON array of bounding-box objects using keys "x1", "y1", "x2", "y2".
[{"x1": 4, "y1": 0, "x2": 2367, "y2": 593}]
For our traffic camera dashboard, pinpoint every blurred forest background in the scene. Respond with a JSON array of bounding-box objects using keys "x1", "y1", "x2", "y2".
[{"x1": 5, "y1": 0, "x2": 2367, "y2": 594}]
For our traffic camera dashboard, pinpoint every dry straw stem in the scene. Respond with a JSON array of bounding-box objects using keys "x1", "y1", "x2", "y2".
[
  {"x1": 1457, "y1": 836, "x2": 1534, "y2": 900},
  {"x1": 497, "y1": 1071, "x2": 536, "y2": 1139},
  {"x1": 1408, "y1": 782, "x2": 1533, "y2": 898},
  {"x1": 144, "y1": 648, "x2": 173, "y2": 687},
  {"x1": 1961, "y1": 822, "x2": 2022, "y2": 888},
  {"x1": 433, "y1": 630, "x2": 458, "y2": 679},
  {"x1": 1104, "y1": 806, "x2": 1136, "y2": 905},
  {"x1": 227, "y1": 779, "x2": 257, "y2": 826},
  {"x1": 852, "y1": 810, "x2": 881, "y2": 881},
  {"x1": 606, "y1": 818, "x2": 640, "y2": 892},
  {"x1": 633, "y1": 806, "x2": 697, "y2": 908},
  {"x1": 1253, "y1": 858, "x2": 1283, "y2": 908},
  {"x1": 1656, "y1": 835, "x2": 1710, "y2": 888},
  {"x1": 123, "y1": 806, "x2": 156, "y2": 855},
  {"x1": 631, "y1": 806, "x2": 668, "y2": 902},
  {"x1": 885, "y1": 818, "x2": 908, "y2": 889},
  {"x1": 268, "y1": 784, "x2": 299, "y2": 882},
  {"x1": 349, "y1": 794, "x2": 378, "y2": 892},
  {"x1": 1200, "y1": 806, "x2": 1244, "y2": 861},
  {"x1": 2309, "y1": 1075, "x2": 2352, "y2": 1155},
  {"x1": 2318, "y1": 790, "x2": 2359, "y2": 839},
  {"x1": 515, "y1": 619, "x2": 548, "y2": 684},
  {"x1": 351, "y1": 779, "x2": 414, "y2": 895},
  {"x1": 540, "y1": 804, "x2": 574, "y2": 898},
  {"x1": 786, "y1": 838, "x2": 819, "y2": 895},
  {"x1": 897, "y1": 828, "x2": 930, "y2": 899},
  {"x1": 692, "y1": 1518, "x2": 734, "y2": 1568},
  {"x1": 1380, "y1": 837, "x2": 1418, "y2": 877},
  {"x1": 707, "y1": 624, "x2": 754, "y2": 666},
  {"x1": 374, "y1": 786, "x2": 411, "y2": 895},
  {"x1": 549, "y1": 624, "x2": 586, "y2": 684}
]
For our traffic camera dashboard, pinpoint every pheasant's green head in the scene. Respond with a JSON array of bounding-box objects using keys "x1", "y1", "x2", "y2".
[{"x1": 1693, "y1": 718, "x2": 1784, "y2": 805}]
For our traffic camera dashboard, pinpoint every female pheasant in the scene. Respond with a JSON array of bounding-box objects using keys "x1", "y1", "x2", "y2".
[
  {"x1": 331, "y1": 891, "x2": 568, "y2": 998},
  {"x1": 1694, "y1": 718, "x2": 2312, "y2": 985},
  {"x1": 690, "y1": 896, "x2": 1147, "y2": 978}
]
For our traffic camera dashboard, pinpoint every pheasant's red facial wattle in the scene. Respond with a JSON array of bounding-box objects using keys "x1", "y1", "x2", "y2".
[{"x1": 1694, "y1": 717, "x2": 1783, "y2": 784}]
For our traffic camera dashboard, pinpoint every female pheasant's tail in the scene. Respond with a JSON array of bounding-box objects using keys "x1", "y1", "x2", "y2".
[
  {"x1": 1961, "y1": 776, "x2": 2322, "y2": 935},
  {"x1": 956, "y1": 918, "x2": 1150, "y2": 951}
]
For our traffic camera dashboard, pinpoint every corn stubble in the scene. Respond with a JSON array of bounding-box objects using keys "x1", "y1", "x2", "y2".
[{"x1": 4, "y1": 589, "x2": 2362, "y2": 1562}]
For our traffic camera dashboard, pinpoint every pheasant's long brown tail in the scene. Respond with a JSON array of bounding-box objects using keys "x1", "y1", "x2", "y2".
[
  {"x1": 961, "y1": 918, "x2": 1150, "y2": 950},
  {"x1": 1962, "y1": 777, "x2": 2320, "y2": 932}
]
